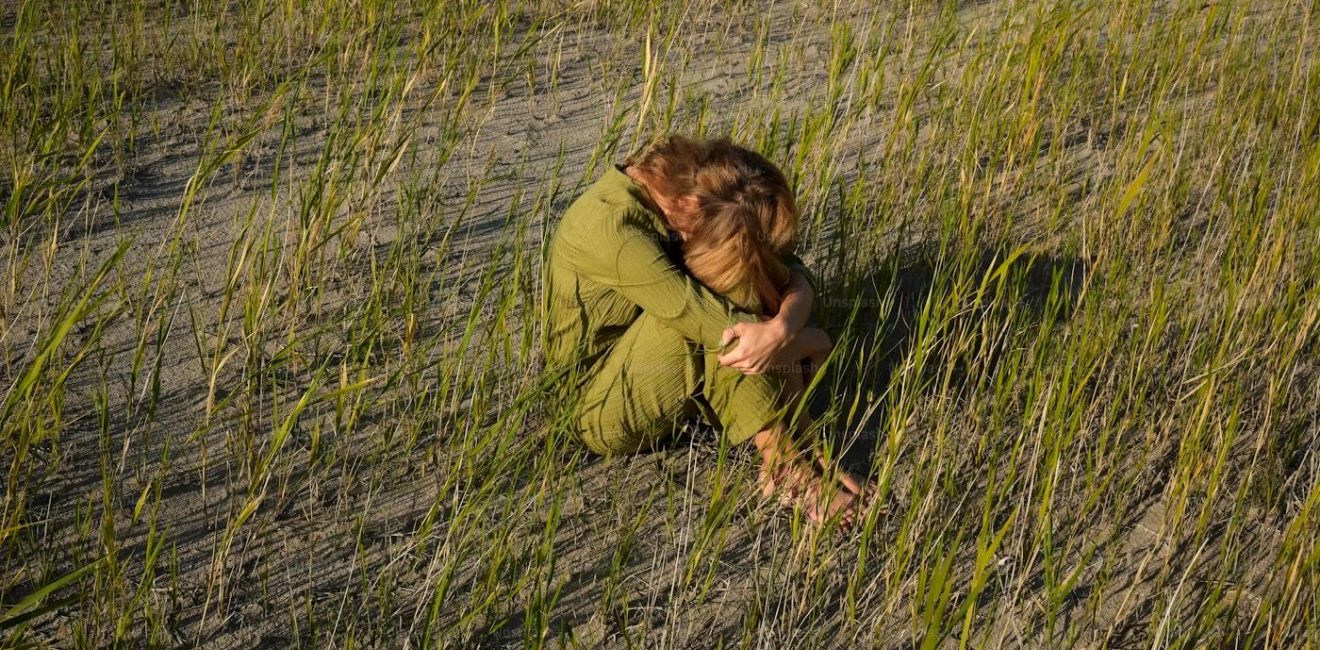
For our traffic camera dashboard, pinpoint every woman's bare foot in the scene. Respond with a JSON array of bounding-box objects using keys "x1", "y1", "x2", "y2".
[
  {"x1": 750, "y1": 405, "x2": 871, "y2": 528},
  {"x1": 759, "y1": 453, "x2": 867, "y2": 527}
]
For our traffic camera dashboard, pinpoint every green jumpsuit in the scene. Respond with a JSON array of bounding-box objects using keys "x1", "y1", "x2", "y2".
[{"x1": 540, "y1": 163, "x2": 819, "y2": 455}]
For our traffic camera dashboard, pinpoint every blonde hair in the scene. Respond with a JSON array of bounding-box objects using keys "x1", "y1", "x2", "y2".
[{"x1": 625, "y1": 135, "x2": 798, "y2": 315}]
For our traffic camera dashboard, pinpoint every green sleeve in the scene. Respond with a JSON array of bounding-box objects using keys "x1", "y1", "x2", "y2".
[{"x1": 576, "y1": 221, "x2": 759, "y2": 352}]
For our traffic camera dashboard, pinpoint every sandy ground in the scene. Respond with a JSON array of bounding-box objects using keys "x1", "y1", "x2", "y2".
[{"x1": 4, "y1": 0, "x2": 1312, "y2": 647}]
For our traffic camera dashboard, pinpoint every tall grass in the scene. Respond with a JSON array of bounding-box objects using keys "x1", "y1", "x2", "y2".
[{"x1": 1, "y1": 0, "x2": 1316, "y2": 647}]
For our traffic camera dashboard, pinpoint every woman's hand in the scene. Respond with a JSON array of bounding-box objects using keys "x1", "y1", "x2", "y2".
[
  {"x1": 718, "y1": 268, "x2": 821, "y2": 376},
  {"x1": 719, "y1": 322, "x2": 833, "y2": 376},
  {"x1": 717, "y1": 318, "x2": 794, "y2": 376}
]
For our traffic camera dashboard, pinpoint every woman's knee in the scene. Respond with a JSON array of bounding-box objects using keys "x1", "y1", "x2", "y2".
[
  {"x1": 696, "y1": 356, "x2": 797, "y2": 444},
  {"x1": 575, "y1": 414, "x2": 682, "y2": 456}
]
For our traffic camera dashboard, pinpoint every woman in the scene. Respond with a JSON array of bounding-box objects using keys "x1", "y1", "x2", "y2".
[{"x1": 541, "y1": 135, "x2": 869, "y2": 525}]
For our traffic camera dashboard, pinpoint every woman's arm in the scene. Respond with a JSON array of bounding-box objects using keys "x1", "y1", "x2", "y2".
[
  {"x1": 570, "y1": 215, "x2": 762, "y2": 352},
  {"x1": 717, "y1": 253, "x2": 819, "y2": 375},
  {"x1": 774, "y1": 267, "x2": 815, "y2": 334}
]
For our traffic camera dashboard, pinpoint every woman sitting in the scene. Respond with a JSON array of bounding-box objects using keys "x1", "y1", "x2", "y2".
[{"x1": 541, "y1": 134, "x2": 870, "y2": 526}]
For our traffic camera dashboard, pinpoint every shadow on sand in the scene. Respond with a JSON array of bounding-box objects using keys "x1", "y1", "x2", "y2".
[{"x1": 807, "y1": 243, "x2": 1091, "y2": 474}]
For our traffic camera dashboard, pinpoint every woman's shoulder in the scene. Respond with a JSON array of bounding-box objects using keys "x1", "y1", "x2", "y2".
[{"x1": 557, "y1": 164, "x2": 661, "y2": 239}]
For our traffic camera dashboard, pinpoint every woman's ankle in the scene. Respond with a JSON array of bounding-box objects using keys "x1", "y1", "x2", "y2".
[
  {"x1": 751, "y1": 428, "x2": 781, "y2": 463},
  {"x1": 752, "y1": 425, "x2": 804, "y2": 468}
]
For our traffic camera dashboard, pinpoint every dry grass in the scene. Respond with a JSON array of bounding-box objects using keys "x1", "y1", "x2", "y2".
[{"x1": 1, "y1": 0, "x2": 1316, "y2": 647}]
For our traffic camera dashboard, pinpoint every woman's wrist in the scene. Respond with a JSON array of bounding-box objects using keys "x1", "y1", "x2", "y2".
[
  {"x1": 764, "y1": 325, "x2": 822, "y2": 374},
  {"x1": 767, "y1": 313, "x2": 792, "y2": 343}
]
